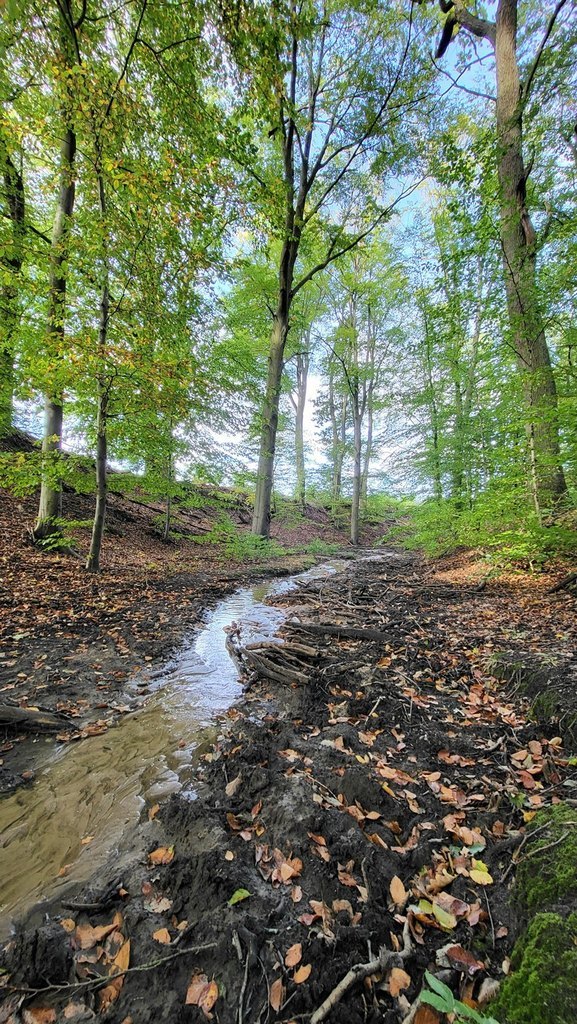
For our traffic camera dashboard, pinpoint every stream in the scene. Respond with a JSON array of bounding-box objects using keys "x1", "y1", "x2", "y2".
[{"x1": 0, "y1": 560, "x2": 346, "y2": 938}]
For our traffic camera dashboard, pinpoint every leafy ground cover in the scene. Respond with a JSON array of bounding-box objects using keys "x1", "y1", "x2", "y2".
[{"x1": 1, "y1": 548, "x2": 577, "y2": 1022}]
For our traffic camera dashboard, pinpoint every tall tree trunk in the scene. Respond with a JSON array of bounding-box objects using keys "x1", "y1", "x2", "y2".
[
  {"x1": 351, "y1": 404, "x2": 362, "y2": 546},
  {"x1": 35, "y1": 6, "x2": 78, "y2": 540},
  {"x1": 86, "y1": 155, "x2": 109, "y2": 573},
  {"x1": 494, "y1": 0, "x2": 567, "y2": 511},
  {"x1": 252, "y1": 238, "x2": 293, "y2": 536},
  {"x1": 0, "y1": 145, "x2": 25, "y2": 436},
  {"x1": 292, "y1": 349, "x2": 309, "y2": 508},
  {"x1": 361, "y1": 398, "x2": 373, "y2": 507}
]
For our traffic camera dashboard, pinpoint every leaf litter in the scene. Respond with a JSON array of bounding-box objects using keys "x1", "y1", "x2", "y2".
[{"x1": 2, "y1": 549, "x2": 576, "y2": 1023}]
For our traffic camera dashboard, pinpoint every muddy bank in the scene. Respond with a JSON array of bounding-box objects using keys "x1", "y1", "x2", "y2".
[{"x1": 2, "y1": 552, "x2": 576, "y2": 1023}]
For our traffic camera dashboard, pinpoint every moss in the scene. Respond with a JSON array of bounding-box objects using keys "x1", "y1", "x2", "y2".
[
  {"x1": 515, "y1": 803, "x2": 577, "y2": 915},
  {"x1": 530, "y1": 690, "x2": 558, "y2": 722},
  {"x1": 493, "y1": 913, "x2": 577, "y2": 1024}
]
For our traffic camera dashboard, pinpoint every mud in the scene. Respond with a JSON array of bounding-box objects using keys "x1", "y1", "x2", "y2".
[{"x1": 2, "y1": 551, "x2": 576, "y2": 1023}]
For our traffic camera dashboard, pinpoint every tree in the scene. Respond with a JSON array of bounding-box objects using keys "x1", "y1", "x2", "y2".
[
  {"x1": 223, "y1": 0, "x2": 427, "y2": 536},
  {"x1": 416, "y1": 0, "x2": 572, "y2": 513},
  {"x1": 34, "y1": 0, "x2": 84, "y2": 540}
]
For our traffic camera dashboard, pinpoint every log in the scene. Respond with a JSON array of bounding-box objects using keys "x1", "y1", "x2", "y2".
[
  {"x1": 285, "y1": 620, "x2": 394, "y2": 643},
  {"x1": 0, "y1": 704, "x2": 69, "y2": 732}
]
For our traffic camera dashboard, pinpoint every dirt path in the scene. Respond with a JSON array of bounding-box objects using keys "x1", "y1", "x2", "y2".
[{"x1": 1, "y1": 550, "x2": 577, "y2": 1023}]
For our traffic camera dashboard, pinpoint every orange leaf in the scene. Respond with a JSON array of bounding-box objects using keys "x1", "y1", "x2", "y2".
[
  {"x1": 293, "y1": 963, "x2": 312, "y2": 984},
  {"x1": 186, "y1": 974, "x2": 219, "y2": 1018},
  {"x1": 269, "y1": 978, "x2": 285, "y2": 1012},
  {"x1": 152, "y1": 928, "x2": 171, "y2": 945},
  {"x1": 388, "y1": 967, "x2": 411, "y2": 998},
  {"x1": 389, "y1": 875, "x2": 408, "y2": 907},
  {"x1": 148, "y1": 845, "x2": 174, "y2": 866},
  {"x1": 285, "y1": 943, "x2": 302, "y2": 968}
]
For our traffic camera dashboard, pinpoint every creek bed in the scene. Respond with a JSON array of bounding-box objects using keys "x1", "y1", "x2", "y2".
[{"x1": 0, "y1": 560, "x2": 346, "y2": 937}]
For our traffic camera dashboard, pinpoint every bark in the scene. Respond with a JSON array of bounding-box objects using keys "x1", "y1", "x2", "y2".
[
  {"x1": 252, "y1": 293, "x2": 291, "y2": 536},
  {"x1": 494, "y1": 0, "x2": 567, "y2": 511},
  {"x1": 35, "y1": 6, "x2": 78, "y2": 540},
  {"x1": 351, "y1": 402, "x2": 362, "y2": 545},
  {"x1": 436, "y1": 0, "x2": 569, "y2": 511},
  {"x1": 328, "y1": 368, "x2": 347, "y2": 512},
  {"x1": 289, "y1": 347, "x2": 309, "y2": 509},
  {"x1": 86, "y1": 153, "x2": 110, "y2": 573},
  {"x1": 0, "y1": 144, "x2": 25, "y2": 435}
]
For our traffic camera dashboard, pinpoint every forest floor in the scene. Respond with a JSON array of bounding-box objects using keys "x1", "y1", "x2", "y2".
[{"x1": 1, "y1": 496, "x2": 577, "y2": 1023}]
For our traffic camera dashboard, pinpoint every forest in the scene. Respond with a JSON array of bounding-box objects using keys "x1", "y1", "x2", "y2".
[{"x1": 1, "y1": 2, "x2": 577, "y2": 1024}]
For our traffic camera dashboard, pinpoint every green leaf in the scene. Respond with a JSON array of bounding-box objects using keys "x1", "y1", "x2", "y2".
[
  {"x1": 228, "y1": 887, "x2": 251, "y2": 906},
  {"x1": 423, "y1": 971, "x2": 455, "y2": 1008},
  {"x1": 421, "y1": 991, "x2": 454, "y2": 1013}
]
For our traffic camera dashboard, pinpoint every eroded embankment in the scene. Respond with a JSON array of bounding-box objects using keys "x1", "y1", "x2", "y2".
[{"x1": 2, "y1": 552, "x2": 577, "y2": 1024}]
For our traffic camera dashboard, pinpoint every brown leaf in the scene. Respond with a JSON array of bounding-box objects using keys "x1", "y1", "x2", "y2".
[
  {"x1": 22, "y1": 1010, "x2": 56, "y2": 1024},
  {"x1": 284, "y1": 943, "x2": 302, "y2": 968},
  {"x1": 152, "y1": 928, "x2": 172, "y2": 945},
  {"x1": 148, "y1": 845, "x2": 174, "y2": 866},
  {"x1": 293, "y1": 963, "x2": 312, "y2": 984},
  {"x1": 75, "y1": 922, "x2": 116, "y2": 951},
  {"x1": 225, "y1": 774, "x2": 242, "y2": 797},
  {"x1": 186, "y1": 974, "x2": 219, "y2": 1019},
  {"x1": 269, "y1": 978, "x2": 285, "y2": 1012},
  {"x1": 98, "y1": 977, "x2": 123, "y2": 1012},
  {"x1": 388, "y1": 967, "x2": 411, "y2": 998},
  {"x1": 413, "y1": 1006, "x2": 442, "y2": 1024},
  {"x1": 59, "y1": 918, "x2": 76, "y2": 933},
  {"x1": 148, "y1": 803, "x2": 160, "y2": 821},
  {"x1": 389, "y1": 875, "x2": 408, "y2": 907}
]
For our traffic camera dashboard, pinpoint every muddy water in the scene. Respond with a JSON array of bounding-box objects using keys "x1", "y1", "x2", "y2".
[{"x1": 0, "y1": 561, "x2": 345, "y2": 937}]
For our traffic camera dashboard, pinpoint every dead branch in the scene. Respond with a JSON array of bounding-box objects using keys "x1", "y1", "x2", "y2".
[
  {"x1": 310, "y1": 921, "x2": 412, "y2": 1023},
  {"x1": 0, "y1": 704, "x2": 69, "y2": 732}
]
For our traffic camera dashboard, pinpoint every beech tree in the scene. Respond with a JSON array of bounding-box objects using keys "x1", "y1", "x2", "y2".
[
  {"x1": 223, "y1": 0, "x2": 428, "y2": 536},
  {"x1": 415, "y1": 0, "x2": 573, "y2": 513}
]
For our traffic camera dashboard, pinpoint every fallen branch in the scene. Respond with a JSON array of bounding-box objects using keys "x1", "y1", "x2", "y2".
[
  {"x1": 0, "y1": 704, "x2": 69, "y2": 732},
  {"x1": 285, "y1": 621, "x2": 395, "y2": 643},
  {"x1": 310, "y1": 922, "x2": 412, "y2": 1023},
  {"x1": 6, "y1": 941, "x2": 218, "y2": 997},
  {"x1": 242, "y1": 651, "x2": 309, "y2": 685}
]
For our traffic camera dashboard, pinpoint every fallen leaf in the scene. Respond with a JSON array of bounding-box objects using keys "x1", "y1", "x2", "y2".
[
  {"x1": 60, "y1": 918, "x2": 76, "y2": 933},
  {"x1": 285, "y1": 943, "x2": 302, "y2": 968},
  {"x1": 269, "y1": 978, "x2": 285, "y2": 1012},
  {"x1": 186, "y1": 974, "x2": 219, "y2": 1018},
  {"x1": 152, "y1": 928, "x2": 171, "y2": 945},
  {"x1": 389, "y1": 875, "x2": 408, "y2": 907},
  {"x1": 469, "y1": 859, "x2": 493, "y2": 886},
  {"x1": 228, "y1": 888, "x2": 251, "y2": 906},
  {"x1": 225, "y1": 774, "x2": 242, "y2": 797},
  {"x1": 225, "y1": 850, "x2": 235, "y2": 861},
  {"x1": 148, "y1": 845, "x2": 174, "y2": 866},
  {"x1": 80, "y1": 835, "x2": 94, "y2": 846},
  {"x1": 75, "y1": 922, "x2": 117, "y2": 950},
  {"x1": 148, "y1": 804, "x2": 160, "y2": 821},
  {"x1": 22, "y1": 1009, "x2": 56, "y2": 1024},
  {"x1": 388, "y1": 967, "x2": 411, "y2": 998},
  {"x1": 293, "y1": 963, "x2": 312, "y2": 984}
]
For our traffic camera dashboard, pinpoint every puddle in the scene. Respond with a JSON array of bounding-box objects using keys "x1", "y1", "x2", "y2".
[{"x1": 0, "y1": 560, "x2": 345, "y2": 937}]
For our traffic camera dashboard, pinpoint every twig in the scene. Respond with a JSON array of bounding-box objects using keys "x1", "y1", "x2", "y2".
[
  {"x1": 310, "y1": 922, "x2": 412, "y2": 1023},
  {"x1": 6, "y1": 942, "x2": 217, "y2": 996}
]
